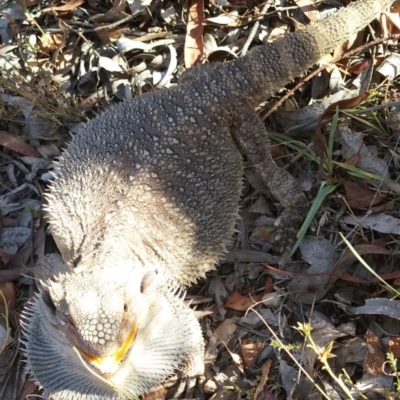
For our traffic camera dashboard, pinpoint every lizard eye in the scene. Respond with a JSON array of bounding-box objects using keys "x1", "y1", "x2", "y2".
[
  {"x1": 123, "y1": 303, "x2": 128, "y2": 312},
  {"x1": 42, "y1": 290, "x2": 56, "y2": 313}
]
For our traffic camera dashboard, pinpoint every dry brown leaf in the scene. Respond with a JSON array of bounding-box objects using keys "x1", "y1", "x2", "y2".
[
  {"x1": 388, "y1": 337, "x2": 400, "y2": 357},
  {"x1": 293, "y1": 0, "x2": 320, "y2": 22},
  {"x1": 265, "y1": 26, "x2": 288, "y2": 42},
  {"x1": 270, "y1": 140, "x2": 286, "y2": 160},
  {"x1": 42, "y1": 0, "x2": 85, "y2": 13},
  {"x1": 17, "y1": 0, "x2": 40, "y2": 6},
  {"x1": 204, "y1": 317, "x2": 238, "y2": 366},
  {"x1": 0, "y1": 131, "x2": 41, "y2": 157},
  {"x1": 315, "y1": 92, "x2": 369, "y2": 180},
  {"x1": 240, "y1": 339, "x2": 266, "y2": 367},
  {"x1": 364, "y1": 330, "x2": 385, "y2": 376},
  {"x1": 184, "y1": 0, "x2": 204, "y2": 67},
  {"x1": 251, "y1": 225, "x2": 273, "y2": 243},
  {"x1": 142, "y1": 385, "x2": 167, "y2": 400},
  {"x1": 337, "y1": 181, "x2": 385, "y2": 209},
  {"x1": 204, "y1": 364, "x2": 242, "y2": 397},
  {"x1": 39, "y1": 33, "x2": 64, "y2": 52},
  {"x1": 345, "y1": 153, "x2": 361, "y2": 167},
  {"x1": 383, "y1": 4, "x2": 400, "y2": 39},
  {"x1": 95, "y1": 23, "x2": 129, "y2": 44},
  {"x1": 2, "y1": 217, "x2": 18, "y2": 228},
  {"x1": 347, "y1": 59, "x2": 372, "y2": 75},
  {"x1": 223, "y1": 342, "x2": 244, "y2": 372},
  {"x1": 0, "y1": 251, "x2": 12, "y2": 263},
  {"x1": 334, "y1": 244, "x2": 390, "y2": 282},
  {"x1": 265, "y1": 276, "x2": 273, "y2": 294},
  {"x1": 258, "y1": 388, "x2": 276, "y2": 400},
  {"x1": 0, "y1": 282, "x2": 15, "y2": 314},
  {"x1": 225, "y1": 291, "x2": 263, "y2": 311},
  {"x1": 209, "y1": 317, "x2": 238, "y2": 343},
  {"x1": 94, "y1": 0, "x2": 128, "y2": 23},
  {"x1": 91, "y1": 1, "x2": 131, "y2": 42},
  {"x1": 17, "y1": 380, "x2": 39, "y2": 400},
  {"x1": 371, "y1": 238, "x2": 387, "y2": 267},
  {"x1": 0, "y1": 240, "x2": 33, "y2": 283},
  {"x1": 254, "y1": 359, "x2": 273, "y2": 400}
]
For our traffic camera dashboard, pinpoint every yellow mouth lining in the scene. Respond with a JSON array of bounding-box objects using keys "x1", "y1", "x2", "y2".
[{"x1": 75, "y1": 323, "x2": 138, "y2": 368}]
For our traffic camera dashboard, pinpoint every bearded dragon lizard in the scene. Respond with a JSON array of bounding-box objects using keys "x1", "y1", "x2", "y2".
[{"x1": 22, "y1": 1, "x2": 394, "y2": 398}]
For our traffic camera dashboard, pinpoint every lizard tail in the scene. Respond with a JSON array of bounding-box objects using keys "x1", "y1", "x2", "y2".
[{"x1": 222, "y1": 0, "x2": 393, "y2": 106}]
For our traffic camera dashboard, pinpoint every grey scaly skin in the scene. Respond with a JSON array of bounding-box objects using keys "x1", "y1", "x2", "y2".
[
  {"x1": 22, "y1": 1, "x2": 394, "y2": 399},
  {"x1": 23, "y1": 256, "x2": 203, "y2": 399}
]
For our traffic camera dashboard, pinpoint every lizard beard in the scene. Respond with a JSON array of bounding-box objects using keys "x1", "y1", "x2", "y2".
[{"x1": 22, "y1": 288, "x2": 200, "y2": 400}]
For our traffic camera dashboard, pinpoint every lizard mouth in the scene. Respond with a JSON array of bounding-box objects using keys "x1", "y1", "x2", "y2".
[{"x1": 74, "y1": 323, "x2": 138, "y2": 373}]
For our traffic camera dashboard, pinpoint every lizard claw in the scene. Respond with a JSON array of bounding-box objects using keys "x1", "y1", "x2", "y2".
[{"x1": 274, "y1": 209, "x2": 305, "y2": 267}]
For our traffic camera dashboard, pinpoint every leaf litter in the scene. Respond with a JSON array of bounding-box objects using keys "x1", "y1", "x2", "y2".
[{"x1": 1, "y1": 0, "x2": 400, "y2": 399}]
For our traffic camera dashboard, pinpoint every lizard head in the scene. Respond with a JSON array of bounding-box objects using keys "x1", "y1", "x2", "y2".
[
  {"x1": 22, "y1": 257, "x2": 201, "y2": 399},
  {"x1": 44, "y1": 263, "x2": 146, "y2": 366}
]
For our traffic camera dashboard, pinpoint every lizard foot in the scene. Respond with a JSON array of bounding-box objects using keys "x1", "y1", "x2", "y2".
[
  {"x1": 163, "y1": 309, "x2": 205, "y2": 399},
  {"x1": 163, "y1": 373, "x2": 205, "y2": 400},
  {"x1": 231, "y1": 107, "x2": 308, "y2": 265},
  {"x1": 274, "y1": 205, "x2": 307, "y2": 266}
]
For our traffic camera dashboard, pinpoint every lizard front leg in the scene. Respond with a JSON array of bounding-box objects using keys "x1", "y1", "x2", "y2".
[
  {"x1": 166, "y1": 311, "x2": 205, "y2": 399},
  {"x1": 231, "y1": 107, "x2": 308, "y2": 264}
]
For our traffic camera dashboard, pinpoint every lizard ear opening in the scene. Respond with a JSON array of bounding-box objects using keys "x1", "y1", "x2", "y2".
[
  {"x1": 140, "y1": 273, "x2": 154, "y2": 294},
  {"x1": 42, "y1": 290, "x2": 56, "y2": 313}
]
